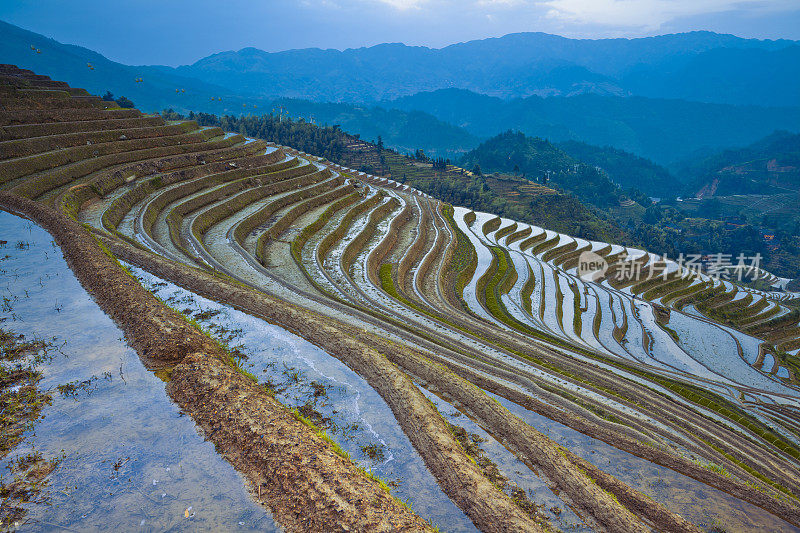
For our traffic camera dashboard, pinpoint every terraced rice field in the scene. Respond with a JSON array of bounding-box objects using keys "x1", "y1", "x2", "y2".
[{"x1": 3, "y1": 65, "x2": 800, "y2": 532}]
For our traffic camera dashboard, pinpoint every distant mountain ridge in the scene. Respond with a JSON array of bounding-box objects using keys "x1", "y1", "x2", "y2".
[
  {"x1": 0, "y1": 20, "x2": 237, "y2": 113},
  {"x1": 2, "y1": 19, "x2": 799, "y2": 166},
  {"x1": 389, "y1": 89, "x2": 800, "y2": 164},
  {"x1": 174, "y1": 31, "x2": 800, "y2": 106},
  {"x1": 0, "y1": 20, "x2": 475, "y2": 156}
]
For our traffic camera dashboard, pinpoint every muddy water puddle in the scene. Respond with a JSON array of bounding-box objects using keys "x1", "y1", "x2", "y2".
[
  {"x1": 129, "y1": 267, "x2": 478, "y2": 532},
  {"x1": 0, "y1": 211, "x2": 278, "y2": 531}
]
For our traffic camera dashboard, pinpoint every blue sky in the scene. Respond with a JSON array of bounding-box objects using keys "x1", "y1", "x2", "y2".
[{"x1": 2, "y1": 0, "x2": 798, "y2": 66}]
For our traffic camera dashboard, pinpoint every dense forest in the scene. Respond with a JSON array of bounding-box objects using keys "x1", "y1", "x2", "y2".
[
  {"x1": 459, "y1": 131, "x2": 573, "y2": 176},
  {"x1": 458, "y1": 131, "x2": 651, "y2": 208},
  {"x1": 164, "y1": 110, "x2": 351, "y2": 162},
  {"x1": 556, "y1": 140, "x2": 677, "y2": 198}
]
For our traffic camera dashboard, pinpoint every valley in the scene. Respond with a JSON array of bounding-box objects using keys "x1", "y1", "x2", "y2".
[{"x1": 1, "y1": 66, "x2": 800, "y2": 531}]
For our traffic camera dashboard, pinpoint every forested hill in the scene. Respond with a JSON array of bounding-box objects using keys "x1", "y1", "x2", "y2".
[
  {"x1": 673, "y1": 130, "x2": 800, "y2": 196},
  {"x1": 458, "y1": 131, "x2": 650, "y2": 209},
  {"x1": 459, "y1": 132, "x2": 572, "y2": 176},
  {"x1": 556, "y1": 140, "x2": 677, "y2": 198}
]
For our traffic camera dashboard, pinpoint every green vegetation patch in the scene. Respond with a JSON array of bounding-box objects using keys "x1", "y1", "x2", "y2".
[
  {"x1": 519, "y1": 231, "x2": 546, "y2": 252},
  {"x1": 480, "y1": 246, "x2": 521, "y2": 328},
  {"x1": 494, "y1": 222, "x2": 518, "y2": 242},
  {"x1": 505, "y1": 225, "x2": 532, "y2": 246},
  {"x1": 290, "y1": 192, "x2": 360, "y2": 264},
  {"x1": 482, "y1": 216, "x2": 502, "y2": 236},
  {"x1": 441, "y1": 205, "x2": 478, "y2": 299},
  {"x1": 520, "y1": 264, "x2": 536, "y2": 316},
  {"x1": 0, "y1": 329, "x2": 59, "y2": 527}
]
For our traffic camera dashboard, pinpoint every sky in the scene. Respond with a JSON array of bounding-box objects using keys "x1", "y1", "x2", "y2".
[{"x1": 1, "y1": 0, "x2": 799, "y2": 66}]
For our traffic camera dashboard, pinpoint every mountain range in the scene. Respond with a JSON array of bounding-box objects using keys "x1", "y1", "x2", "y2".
[
  {"x1": 2, "y1": 19, "x2": 799, "y2": 167},
  {"x1": 388, "y1": 89, "x2": 800, "y2": 164},
  {"x1": 174, "y1": 31, "x2": 800, "y2": 107}
]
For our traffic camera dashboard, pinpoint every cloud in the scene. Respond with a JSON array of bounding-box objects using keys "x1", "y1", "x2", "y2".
[
  {"x1": 300, "y1": 0, "x2": 800, "y2": 44},
  {"x1": 541, "y1": 0, "x2": 798, "y2": 32},
  {"x1": 372, "y1": 0, "x2": 427, "y2": 9},
  {"x1": 476, "y1": 0, "x2": 528, "y2": 6}
]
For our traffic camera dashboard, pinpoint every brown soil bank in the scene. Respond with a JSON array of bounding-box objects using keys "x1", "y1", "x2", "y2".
[{"x1": 0, "y1": 192, "x2": 432, "y2": 532}]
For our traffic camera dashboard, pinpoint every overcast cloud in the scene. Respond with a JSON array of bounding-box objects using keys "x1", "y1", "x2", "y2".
[{"x1": 1, "y1": 0, "x2": 797, "y2": 66}]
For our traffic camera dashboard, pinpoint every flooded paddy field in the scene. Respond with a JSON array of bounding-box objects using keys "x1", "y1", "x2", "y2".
[
  {"x1": 0, "y1": 210, "x2": 481, "y2": 532},
  {"x1": 494, "y1": 392, "x2": 800, "y2": 533},
  {"x1": 128, "y1": 266, "x2": 477, "y2": 533},
  {"x1": 0, "y1": 211, "x2": 278, "y2": 531},
  {"x1": 4, "y1": 68, "x2": 800, "y2": 533},
  {"x1": 419, "y1": 388, "x2": 590, "y2": 532}
]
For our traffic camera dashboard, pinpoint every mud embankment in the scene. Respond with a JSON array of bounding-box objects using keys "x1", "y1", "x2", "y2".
[
  {"x1": 0, "y1": 192, "x2": 433, "y2": 533},
  {"x1": 427, "y1": 351, "x2": 800, "y2": 528},
  {"x1": 370, "y1": 339, "x2": 700, "y2": 533}
]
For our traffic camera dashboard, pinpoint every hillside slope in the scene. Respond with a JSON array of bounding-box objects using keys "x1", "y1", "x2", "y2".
[
  {"x1": 675, "y1": 130, "x2": 800, "y2": 196},
  {"x1": 5, "y1": 66, "x2": 800, "y2": 533},
  {"x1": 557, "y1": 140, "x2": 677, "y2": 198},
  {"x1": 459, "y1": 131, "x2": 650, "y2": 208}
]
